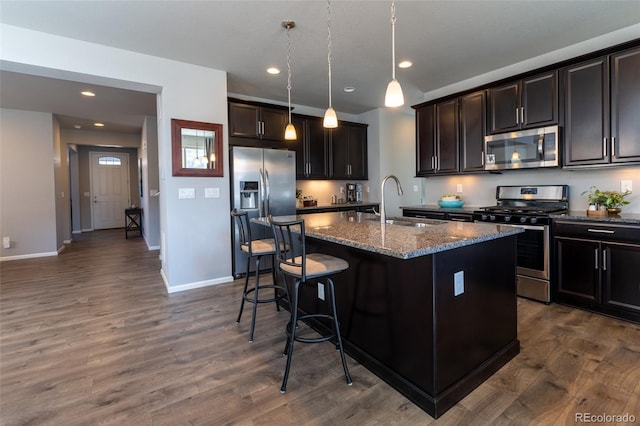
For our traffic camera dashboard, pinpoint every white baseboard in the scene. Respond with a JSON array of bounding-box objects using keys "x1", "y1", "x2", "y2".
[
  {"x1": 72, "y1": 230, "x2": 82, "y2": 234},
  {"x1": 57, "y1": 245, "x2": 66, "y2": 254},
  {"x1": 81, "y1": 228, "x2": 94, "y2": 232},
  {"x1": 0, "y1": 251, "x2": 58, "y2": 262},
  {"x1": 163, "y1": 273, "x2": 234, "y2": 293}
]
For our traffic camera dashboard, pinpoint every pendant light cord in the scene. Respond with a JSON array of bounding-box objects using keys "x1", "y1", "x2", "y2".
[
  {"x1": 391, "y1": 1, "x2": 396, "y2": 81},
  {"x1": 327, "y1": 0, "x2": 333, "y2": 108},
  {"x1": 286, "y1": 25, "x2": 293, "y2": 123}
]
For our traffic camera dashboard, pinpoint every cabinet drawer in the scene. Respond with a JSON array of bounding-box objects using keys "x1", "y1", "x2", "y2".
[{"x1": 554, "y1": 220, "x2": 640, "y2": 244}]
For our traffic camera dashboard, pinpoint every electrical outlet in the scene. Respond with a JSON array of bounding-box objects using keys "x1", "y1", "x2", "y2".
[
  {"x1": 457, "y1": 184, "x2": 463, "y2": 193},
  {"x1": 621, "y1": 180, "x2": 632, "y2": 193},
  {"x1": 339, "y1": 187, "x2": 345, "y2": 194},
  {"x1": 318, "y1": 283, "x2": 325, "y2": 300},
  {"x1": 413, "y1": 185, "x2": 418, "y2": 192},
  {"x1": 454, "y1": 271, "x2": 464, "y2": 296},
  {"x1": 3, "y1": 237, "x2": 10, "y2": 249}
]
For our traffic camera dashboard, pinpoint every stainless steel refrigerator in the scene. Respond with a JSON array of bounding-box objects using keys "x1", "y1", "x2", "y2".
[{"x1": 230, "y1": 146, "x2": 296, "y2": 278}]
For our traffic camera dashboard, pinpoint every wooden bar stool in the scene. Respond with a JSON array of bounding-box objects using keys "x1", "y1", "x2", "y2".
[
  {"x1": 269, "y1": 216, "x2": 352, "y2": 393},
  {"x1": 231, "y1": 209, "x2": 289, "y2": 342}
]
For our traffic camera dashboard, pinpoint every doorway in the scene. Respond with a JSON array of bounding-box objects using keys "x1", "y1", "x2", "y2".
[{"x1": 90, "y1": 151, "x2": 130, "y2": 230}]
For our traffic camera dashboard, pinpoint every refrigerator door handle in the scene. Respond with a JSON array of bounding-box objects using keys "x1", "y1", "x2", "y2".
[
  {"x1": 258, "y1": 168, "x2": 265, "y2": 217},
  {"x1": 264, "y1": 168, "x2": 271, "y2": 217}
]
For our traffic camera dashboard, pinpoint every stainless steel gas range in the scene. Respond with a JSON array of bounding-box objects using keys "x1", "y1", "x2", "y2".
[{"x1": 473, "y1": 185, "x2": 569, "y2": 303}]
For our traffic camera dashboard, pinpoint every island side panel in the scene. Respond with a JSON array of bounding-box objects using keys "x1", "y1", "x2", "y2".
[
  {"x1": 432, "y1": 234, "x2": 519, "y2": 394},
  {"x1": 304, "y1": 238, "x2": 437, "y2": 394}
]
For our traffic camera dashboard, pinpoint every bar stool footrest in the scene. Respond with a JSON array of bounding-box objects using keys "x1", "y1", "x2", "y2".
[
  {"x1": 242, "y1": 285, "x2": 288, "y2": 304},
  {"x1": 286, "y1": 313, "x2": 337, "y2": 344}
]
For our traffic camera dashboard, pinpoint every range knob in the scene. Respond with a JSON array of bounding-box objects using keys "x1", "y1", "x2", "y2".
[
  {"x1": 530, "y1": 217, "x2": 538, "y2": 224},
  {"x1": 489, "y1": 215, "x2": 496, "y2": 221},
  {"x1": 481, "y1": 214, "x2": 488, "y2": 221},
  {"x1": 520, "y1": 217, "x2": 528, "y2": 224},
  {"x1": 504, "y1": 216, "x2": 512, "y2": 222}
]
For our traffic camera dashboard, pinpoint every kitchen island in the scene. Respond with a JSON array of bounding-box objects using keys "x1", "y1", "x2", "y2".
[{"x1": 256, "y1": 211, "x2": 522, "y2": 418}]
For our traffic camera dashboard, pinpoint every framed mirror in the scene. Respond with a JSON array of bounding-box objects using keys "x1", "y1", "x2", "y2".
[{"x1": 171, "y1": 119, "x2": 223, "y2": 177}]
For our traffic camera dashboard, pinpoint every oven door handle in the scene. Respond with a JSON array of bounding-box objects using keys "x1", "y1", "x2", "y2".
[{"x1": 500, "y1": 223, "x2": 545, "y2": 231}]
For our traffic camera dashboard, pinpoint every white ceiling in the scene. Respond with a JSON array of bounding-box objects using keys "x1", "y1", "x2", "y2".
[{"x1": 1, "y1": 0, "x2": 639, "y2": 134}]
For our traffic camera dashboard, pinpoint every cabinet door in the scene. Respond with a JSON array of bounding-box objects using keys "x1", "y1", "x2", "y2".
[
  {"x1": 460, "y1": 91, "x2": 486, "y2": 172},
  {"x1": 229, "y1": 102, "x2": 261, "y2": 138},
  {"x1": 329, "y1": 126, "x2": 349, "y2": 179},
  {"x1": 563, "y1": 57, "x2": 610, "y2": 166},
  {"x1": 602, "y1": 242, "x2": 640, "y2": 314},
  {"x1": 416, "y1": 105, "x2": 436, "y2": 175},
  {"x1": 347, "y1": 124, "x2": 367, "y2": 179},
  {"x1": 489, "y1": 82, "x2": 519, "y2": 133},
  {"x1": 522, "y1": 71, "x2": 557, "y2": 129},
  {"x1": 435, "y1": 99, "x2": 459, "y2": 174},
  {"x1": 556, "y1": 237, "x2": 601, "y2": 303},
  {"x1": 292, "y1": 115, "x2": 307, "y2": 178},
  {"x1": 306, "y1": 117, "x2": 329, "y2": 179},
  {"x1": 610, "y1": 47, "x2": 640, "y2": 164},
  {"x1": 260, "y1": 107, "x2": 288, "y2": 141}
]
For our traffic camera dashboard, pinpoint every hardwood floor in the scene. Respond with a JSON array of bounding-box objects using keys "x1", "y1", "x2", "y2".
[{"x1": 1, "y1": 229, "x2": 639, "y2": 425}]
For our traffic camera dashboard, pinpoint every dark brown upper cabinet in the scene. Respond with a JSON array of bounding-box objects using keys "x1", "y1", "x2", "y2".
[
  {"x1": 293, "y1": 115, "x2": 329, "y2": 179},
  {"x1": 228, "y1": 100, "x2": 288, "y2": 142},
  {"x1": 329, "y1": 122, "x2": 368, "y2": 180},
  {"x1": 563, "y1": 46, "x2": 640, "y2": 167},
  {"x1": 459, "y1": 91, "x2": 487, "y2": 172},
  {"x1": 488, "y1": 71, "x2": 558, "y2": 134},
  {"x1": 415, "y1": 97, "x2": 470, "y2": 176}
]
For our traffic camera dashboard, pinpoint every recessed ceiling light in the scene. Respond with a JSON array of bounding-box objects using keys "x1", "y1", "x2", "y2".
[
  {"x1": 81, "y1": 91, "x2": 96, "y2": 97},
  {"x1": 94, "y1": 122, "x2": 105, "y2": 127},
  {"x1": 267, "y1": 67, "x2": 280, "y2": 75},
  {"x1": 344, "y1": 86, "x2": 355, "y2": 93},
  {"x1": 74, "y1": 125, "x2": 82, "y2": 129},
  {"x1": 398, "y1": 61, "x2": 413, "y2": 69}
]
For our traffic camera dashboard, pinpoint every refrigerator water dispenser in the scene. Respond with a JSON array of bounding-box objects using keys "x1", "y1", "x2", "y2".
[{"x1": 240, "y1": 181, "x2": 258, "y2": 209}]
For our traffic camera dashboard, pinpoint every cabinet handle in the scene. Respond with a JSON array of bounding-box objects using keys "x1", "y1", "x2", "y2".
[
  {"x1": 603, "y1": 249, "x2": 607, "y2": 271},
  {"x1": 431, "y1": 156, "x2": 435, "y2": 170},
  {"x1": 515, "y1": 108, "x2": 519, "y2": 125},
  {"x1": 588, "y1": 228, "x2": 615, "y2": 234},
  {"x1": 612, "y1": 137, "x2": 616, "y2": 157},
  {"x1": 481, "y1": 151, "x2": 485, "y2": 166},
  {"x1": 603, "y1": 138, "x2": 607, "y2": 157},
  {"x1": 595, "y1": 249, "x2": 599, "y2": 269},
  {"x1": 435, "y1": 155, "x2": 439, "y2": 171},
  {"x1": 520, "y1": 107, "x2": 524, "y2": 124}
]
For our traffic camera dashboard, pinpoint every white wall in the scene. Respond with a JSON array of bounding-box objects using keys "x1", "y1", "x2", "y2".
[
  {"x1": 141, "y1": 116, "x2": 160, "y2": 249},
  {"x1": 1, "y1": 24, "x2": 231, "y2": 290},
  {"x1": 0, "y1": 108, "x2": 58, "y2": 259}
]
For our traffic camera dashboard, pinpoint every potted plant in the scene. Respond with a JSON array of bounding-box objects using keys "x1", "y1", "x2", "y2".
[{"x1": 582, "y1": 186, "x2": 631, "y2": 214}]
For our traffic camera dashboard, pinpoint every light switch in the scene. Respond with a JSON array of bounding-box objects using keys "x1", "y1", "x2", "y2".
[
  {"x1": 178, "y1": 188, "x2": 195, "y2": 199},
  {"x1": 454, "y1": 271, "x2": 464, "y2": 296},
  {"x1": 205, "y1": 187, "x2": 220, "y2": 198}
]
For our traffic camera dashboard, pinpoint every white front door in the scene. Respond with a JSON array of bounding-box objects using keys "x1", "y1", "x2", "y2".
[{"x1": 90, "y1": 152, "x2": 130, "y2": 230}]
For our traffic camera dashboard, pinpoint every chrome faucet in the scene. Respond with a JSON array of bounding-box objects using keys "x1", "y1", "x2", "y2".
[{"x1": 380, "y1": 175, "x2": 404, "y2": 225}]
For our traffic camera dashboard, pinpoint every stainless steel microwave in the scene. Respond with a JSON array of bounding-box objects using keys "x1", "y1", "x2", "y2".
[{"x1": 484, "y1": 125, "x2": 559, "y2": 171}]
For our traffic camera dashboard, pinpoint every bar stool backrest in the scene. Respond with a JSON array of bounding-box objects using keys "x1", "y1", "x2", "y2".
[
  {"x1": 231, "y1": 209, "x2": 253, "y2": 256},
  {"x1": 270, "y1": 216, "x2": 306, "y2": 280}
]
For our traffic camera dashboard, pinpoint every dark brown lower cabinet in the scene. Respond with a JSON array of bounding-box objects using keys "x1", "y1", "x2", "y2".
[{"x1": 554, "y1": 220, "x2": 640, "y2": 323}]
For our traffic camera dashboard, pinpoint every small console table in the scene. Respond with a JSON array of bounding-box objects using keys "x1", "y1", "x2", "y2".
[{"x1": 124, "y1": 207, "x2": 142, "y2": 239}]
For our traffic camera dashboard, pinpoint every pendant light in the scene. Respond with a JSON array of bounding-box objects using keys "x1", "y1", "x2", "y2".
[
  {"x1": 282, "y1": 20, "x2": 297, "y2": 140},
  {"x1": 323, "y1": 0, "x2": 338, "y2": 128},
  {"x1": 385, "y1": 1, "x2": 404, "y2": 107}
]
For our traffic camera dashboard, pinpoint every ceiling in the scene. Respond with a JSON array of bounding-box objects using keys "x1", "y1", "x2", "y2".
[{"x1": 1, "y1": 1, "x2": 639, "y2": 134}]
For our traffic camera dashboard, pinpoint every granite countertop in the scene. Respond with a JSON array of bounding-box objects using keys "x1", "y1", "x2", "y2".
[
  {"x1": 400, "y1": 204, "x2": 480, "y2": 214},
  {"x1": 551, "y1": 210, "x2": 640, "y2": 225},
  {"x1": 296, "y1": 201, "x2": 379, "y2": 212},
  {"x1": 255, "y1": 211, "x2": 522, "y2": 259}
]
